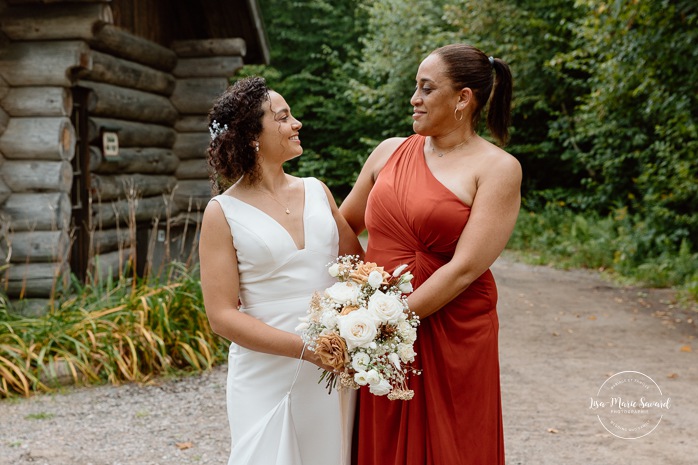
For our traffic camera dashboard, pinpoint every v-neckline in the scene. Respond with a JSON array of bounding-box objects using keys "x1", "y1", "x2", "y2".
[
  {"x1": 227, "y1": 178, "x2": 308, "y2": 251},
  {"x1": 418, "y1": 136, "x2": 472, "y2": 210}
]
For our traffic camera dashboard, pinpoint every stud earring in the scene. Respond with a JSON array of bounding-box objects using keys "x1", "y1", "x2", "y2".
[{"x1": 255, "y1": 142, "x2": 260, "y2": 152}]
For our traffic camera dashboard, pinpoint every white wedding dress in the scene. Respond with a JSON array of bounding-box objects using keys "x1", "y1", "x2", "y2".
[{"x1": 211, "y1": 177, "x2": 352, "y2": 465}]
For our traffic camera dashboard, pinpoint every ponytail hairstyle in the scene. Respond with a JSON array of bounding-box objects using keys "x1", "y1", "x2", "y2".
[
  {"x1": 206, "y1": 76, "x2": 270, "y2": 194},
  {"x1": 432, "y1": 44, "x2": 513, "y2": 146}
]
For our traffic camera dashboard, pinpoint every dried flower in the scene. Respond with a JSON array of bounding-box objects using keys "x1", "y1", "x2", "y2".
[{"x1": 314, "y1": 333, "x2": 349, "y2": 371}]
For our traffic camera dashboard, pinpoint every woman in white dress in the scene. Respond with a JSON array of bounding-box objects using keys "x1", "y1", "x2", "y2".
[{"x1": 199, "y1": 77, "x2": 362, "y2": 465}]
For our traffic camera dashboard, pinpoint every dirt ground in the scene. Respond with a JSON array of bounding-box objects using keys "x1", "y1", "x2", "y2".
[{"x1": 0, "y1": 256, "x2": 696, "y2": 464}]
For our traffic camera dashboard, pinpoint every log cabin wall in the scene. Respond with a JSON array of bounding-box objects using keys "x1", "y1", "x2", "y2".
[{"x1": 0, "y1": 0, "x2": 251, "y2": 310}]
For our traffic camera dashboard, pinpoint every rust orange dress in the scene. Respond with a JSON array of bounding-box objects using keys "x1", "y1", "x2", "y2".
[{"x1": 354, "y1": 134, "x2": 505, "y2": 465}]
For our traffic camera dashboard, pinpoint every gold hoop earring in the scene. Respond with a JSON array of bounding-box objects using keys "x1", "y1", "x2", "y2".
[{"x1": 454, "y1": 108, "x2": 464, "y2": 122}]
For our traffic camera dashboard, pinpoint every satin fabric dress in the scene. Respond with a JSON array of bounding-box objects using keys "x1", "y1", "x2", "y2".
[
  {"x1": 354, "y1": 135, "x2": 505, "y2": 465},
  {"x1": 212, "y1": 177, "x2": 349, "y2": 465}
]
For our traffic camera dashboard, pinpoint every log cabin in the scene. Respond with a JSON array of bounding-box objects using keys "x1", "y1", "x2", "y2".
[{"x1": 0, "y1": 0, "x2": 269, "y2": 312}]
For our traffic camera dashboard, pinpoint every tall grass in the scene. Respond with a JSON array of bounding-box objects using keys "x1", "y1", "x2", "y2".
[
  {"x1": 508, "y1": 204, "x2": 698, "y2": 303},
  {"x1": 0, "y1": 263, "x2": 227, "y2": 398}
]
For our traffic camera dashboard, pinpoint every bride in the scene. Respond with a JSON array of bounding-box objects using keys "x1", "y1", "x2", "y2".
[{"x1": 199, "y1": 76, "x2": 362, "y2": 465}]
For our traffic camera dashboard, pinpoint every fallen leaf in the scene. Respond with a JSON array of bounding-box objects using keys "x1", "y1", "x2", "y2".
[
  {"x1": 667, "y1": 373, "x2": 679, "y2": 379},
  {"x1": 588, "y1": 315, "x2": 597, "y2": 320},
  {"x1": 176, "y1": 442, "x2": 193, "y2": 450},
  {"x1": 680, "y1": 345, "x2": 692, "y2": 353},
  {"x1": 547, "y1": 428, "x2": 559, "y2": 434},
  {"x1": 551, "y1": 332, "x2": 560, "y2": 337}
]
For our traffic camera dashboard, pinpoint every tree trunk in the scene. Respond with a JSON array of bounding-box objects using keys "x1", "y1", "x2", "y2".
[
  {"x1": 0, "y1": 3, "x2": 113, "y2": 41},
  {"x1": 89, "y1": 146, "x2": 179, "y2": 174},
  {"x1": 170, "y1": 78, "x2": 228, "y2": 114},
  {"x1": 2, "y1": 160, "x2": 73, "y2": 192},
  {"x1": 73, "y1": 50, "x2": 175, "y2": 96},
  {"x1": 0, "y1": 117, "x2": 75, "y2": 161},
  {"x1": 0, "y1": 192, "x2": 71, "y2": 231},
  {"x1": 88, "y1": 117, "x2": 175, "y2": 148},
  {"x1": 91, "y1": 174, "x2": 176, "y2": 201},
  {"x1": 78, "y1": 80, "x2": 178, "y2": 125},
  {"x1": 0, "y1": 41, "x2": 91, "y2": 86},
  {"x1": 1, "y1": 87, "x2": 73, "y2": 117},
  {"x1": 90, "y1": 23, "x2": 176, "y2": 72},
  {"x1": 171, "y1": 38, "x2": 247, "y2": 57}
]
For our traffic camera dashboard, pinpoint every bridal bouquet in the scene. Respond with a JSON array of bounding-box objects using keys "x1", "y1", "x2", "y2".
[{"x1": 297, "y1": 255, "x2": 420, "y2": 400}]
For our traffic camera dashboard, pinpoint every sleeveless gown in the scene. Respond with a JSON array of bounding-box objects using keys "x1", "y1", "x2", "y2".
[
  {"x1": 211, "y1": 177, "x2": 348, "y2": 465},
  {"x1": 354, "y1": 135, "x2": 505, "y2": 464}
]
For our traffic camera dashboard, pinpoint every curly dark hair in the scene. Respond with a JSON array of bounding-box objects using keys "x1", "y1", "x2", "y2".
[{"x1": 206, "y1": 76, "x2": 270, "y2": 193}]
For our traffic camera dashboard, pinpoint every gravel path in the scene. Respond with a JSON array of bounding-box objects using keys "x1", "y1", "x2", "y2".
[{"x1": 1, "y1": 256, "x2": 696, "y2": 464}]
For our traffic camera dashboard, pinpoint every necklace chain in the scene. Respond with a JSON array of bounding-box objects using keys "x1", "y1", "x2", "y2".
[
  {"x1": 430, "y1": 133, "x2": 475, "y2": 157},
  {"x1": 258, "y1": 178, "x2": 292, "y2": 214}
]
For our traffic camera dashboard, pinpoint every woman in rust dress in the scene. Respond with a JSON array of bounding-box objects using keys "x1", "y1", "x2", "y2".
[{"x1": 340, "y1": 44, "x2": 521, "y2": 464}]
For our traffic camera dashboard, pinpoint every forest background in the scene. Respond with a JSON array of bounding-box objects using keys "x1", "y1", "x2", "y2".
[{"x1": 244, "y1": 0, "x2": 697, "y2": 296}]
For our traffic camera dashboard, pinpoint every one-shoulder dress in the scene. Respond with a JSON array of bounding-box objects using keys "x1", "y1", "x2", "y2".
[{"x1": 354, "y1": 135, "x2": 505, "y2": 465}]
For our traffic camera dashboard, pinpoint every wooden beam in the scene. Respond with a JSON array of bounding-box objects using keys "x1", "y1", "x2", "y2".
[
  {"x1": 2, "y1": 160, "x2": 73, "y2": 192},
  {"x1": 0, "y1": 3, "x2": 113, "y2": 41},
  {"x1": 77, "y1": 80, "x2": 178, "y2": 125},
  {"x1": 173, "y1": 132, "x2": 210, "y2": 160},
  {"x1": 0, "y1": 41, "x2": 91, "y2": 86},
  {"x1": 171, "y1": 38, "x2": 247, "y2": 58},
  {"x1": 1, "y1": 87, "x2": 73, "y2": 117},
  {"x1": 3, "y1": 262, "x2": 69, "y2": 299},
  {"x1": 170, "y1": 77, "x2": 229, "y2": 114},
  {"x1": 176, "y1": 158, "x2": 209, "y2": 180},
  {"x1": 91, "y1": 174, "x2": 176, "y2": 201},
  {"x1": 0, "y1": 117, "x2": 75, "y2": 161},
  {"x1": 0, "y1": 230, "x2": 70, "y2": 263},
  {"x1": 88, "y1": 117, "x2": 175, "y2": 148},
  {"x1": 172, "y1": 179, "x2": 212, "y2": 213},
  {"x1": 89, "y1": 146, "x2": 179, "y2": 174},
  {"x1": 173, "y1": 56, "x2": 244, "y2": 78},
  {"x1": 175, "y1": 115, "x2": 209, "y2": 133},
  {"x1": 91, "y1": 195, "x2": 173, "y2": 229},
  {"x1": 73, "y1": 50, "x2": 175, "y2": 96},
  {"x1": 0, "y1": 192, "x2": 71, "y2": 232},
  {"x1": 90, "y1": 23, "x2": 176, "y2": 72},
  {"x1": 92, "y1": 227, "x2": 133, "y2": 255}
]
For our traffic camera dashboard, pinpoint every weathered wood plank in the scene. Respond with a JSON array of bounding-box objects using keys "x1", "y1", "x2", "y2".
[
  {"x1": 0, "y1": 3, "x2": 113, "y2": 41},
  {"x1": 91, "y1": 195, "x2": 173, "y2": 229},
  {"x1": 173, "y1": 132, "x2": 210, "y2": 160},
  {"x1": 0, "y1": 230, "x2": 70, "y2": 262},
  {"x1": 170, "y1": 78, "x2": 228, "y2": 114},
  {"x1": 3, "y1": 262, "x2": 69, "y2": 298},
  {"x1": 173, "y1": 56, "x2": 244, "y2": 78},
  {"x1": 2, "y1": 160, "x2": 72, "y2": 192},
  {"x1": 0, "y1": 117, "x2": 75, "y2": 161},
  {"x1": 90, "y1": 23, "x2": 176, "y2": 72},
  {"x1": 0, "y1": 107, "x2": 9, "y2": 135},
  {"x1": 1, "y1": 87, "x2": 73, "y2": 117},
  {"x1": 0, "y1": 75, "x2": 9, "y2": 101},
  {"x1": 89, "y1": 146, "x2": 179, "y2": 174},
  {"x1": 88, "y1": 117, "x2": 175, "y2": 148},
  {"x1": 174, "y1": 115, "x2": 208, "y2": 133},
  {"x1": 176, "y1": 158, "x2": 209, "y2": 180},
  {"x1": 171, "y1": 38, "x2": 247, "y2": 58},
  {"x1": 173, "y1": 179, "x2": 212, "y2": 213},
  {"x1": 73, "y1": 50, "x2": 175, "y2": 96},
  {"x1": 92, "y1": 227, "x2": 133, "y2": 254},
  {"x1": 0, "y1": 192, "x2": 71, "y2": 231},
  {"x1": 78, "y1": 80, "x2": 178, "y2": 125},
  {"x1": 89, "y1": 249, "x2": 129, "y2": 282},
  {"x1": 0, "y1": 41, "x2": 91, "y2": 86},
  {"x1": 0, "y1": 176, "x2": 10, "y2": 205},
  {"x1": 91, "y1": 174, "x2": 176, "y2": 201}
]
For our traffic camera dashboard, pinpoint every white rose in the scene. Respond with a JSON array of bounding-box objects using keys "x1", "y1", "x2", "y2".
[
  {"x1": 398, "y1": 281, "x2": 413, "y2": 294},
  {"x1": 392, "y1": 264, "x2": 408, "y2": 277},
  {"x1": 367, "y1": 290, "x2": 405, "y2": 324},
  {"x1": 354, "y1": 371, "x2": 369, "y2": 386},
  {"x1": 365, "y1": 369, "x2": 381, "y2": 385},
  {"x1": 328, "y1": 263, "x2": 340, "y2": 277},
  {"x1": 352, "y1": 352, "x2": 371, "y2": 372},
  {"x1": 295, "y1": 321, "x2": 309, "y2": 332},
  {"x1": 325, "y1": 281, "x2": 360, "y2": 305},
  {"x1": 398, "y1": 321, "x2": 417, "y2": 344},
  {"x1": 367, "y1": 270, "x2": 384, "y2": 289},
  {"x1": 397, "y1": 343, "x2": 416, "y2": 363},
  {"x1": 369, "y1": 378, "x2": 392, "y2": 396},
  {"x1": 337, "y1": 308, "x2": 378, "y2": 350}
]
